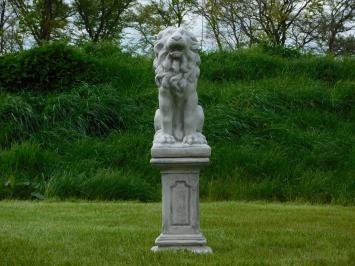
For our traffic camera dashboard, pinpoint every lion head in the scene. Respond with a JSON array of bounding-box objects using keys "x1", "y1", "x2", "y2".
[{"x1": 153, "y1": 27, "x2": 201, "y2": 94}]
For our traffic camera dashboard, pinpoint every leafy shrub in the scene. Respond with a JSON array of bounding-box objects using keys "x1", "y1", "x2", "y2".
[
  {"x1": 45, "y1": 170, "x2": 158, "y2": 201},
  {"x1": 258, "y1": 41, "x2": 301, "y2": 58},
  {"x1": 43, "y1": 84, "x2": 127, "y2": 136},
  {"x1": 292, "y1": 56, "x2": 355, "y2": 83},
  {"x1": 0, "y1": 42, "x2": 97, "y2": 92},
  {"x1": 0, "y1": 94, "x2": 39, "y2": 147},
  {"x1": 200, "y1": 50, "x2": 281, "y2": 81},
  {"x1": 81, "y1": 41, "x2": 124, "y2": 57},
  {"x1": 0, "y1": 46, "x2": 354, "y2": 204},
  {"x1": 79, "y1": 41, "x2": 154, "y2": 89},
  {"x1": 0, "y1": 142, "x2": 55, "y2": 199},
  {"x1": 200, "y1": 49, "x2": 355, "y2": 82}
]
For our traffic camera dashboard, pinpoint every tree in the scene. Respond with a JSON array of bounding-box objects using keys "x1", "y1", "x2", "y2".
[
  {"x1": 72, "y1": 0, "x2": 135, "y2": 42},
  {"x1": 0, "y1": 0, "x2": 23, "y2": 54},
  {"x1": 193, "y1": 0, "x2": 313, "y2": 50},
  {"x1": 333, "y1": 35, "x2": 355, "y2": 55},
  {"x1": 218, "y1": 0, "x2": 259, "y2": 49},
  {"x1": 129, "y1": 0, "x2": 194, "y2": 54},
  {"x1": 11, "y1": 0, "x2": 70, "y2": 46},
  {"x1": 193, "y1": 0, "x2": 224, "y2": 50},
  {"x1": 289, "y1": 4, "x2": 321, "y2": 51},
  {"x1": 316, "y1": 0, "x2": 355, "y2": 54},
  {"x1": 249, "y1": 0, "x2": 313, "y2": 46},
  {"x1": 146, "y1": 0, "x2": 194, "y2": 27}
]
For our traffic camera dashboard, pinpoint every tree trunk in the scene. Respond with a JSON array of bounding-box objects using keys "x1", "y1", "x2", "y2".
[
  {"x1": 327, "y1": 29, "x2": 337, "y2": 54},
  {"x1": 0, "y1": 0, "x2": 6, "y2": 54}
]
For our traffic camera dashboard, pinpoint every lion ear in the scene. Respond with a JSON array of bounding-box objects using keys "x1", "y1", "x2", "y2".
[
  {"x1": 155, "y1": 77, "x2": 161, "y2": 86},
  {"x1": 154, "y1": 42, "x2": 163, "y2": 56},
  {"x1": 155, "y1": 74, "x2": 163, "y2": 86}
]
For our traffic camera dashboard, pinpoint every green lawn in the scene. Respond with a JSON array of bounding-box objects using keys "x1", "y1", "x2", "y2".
[{"x1": 0, "y1": 201, "x2": 354, "y2": 265}]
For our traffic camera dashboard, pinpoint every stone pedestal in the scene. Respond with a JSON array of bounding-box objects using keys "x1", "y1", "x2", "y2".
[{"x1": 150, "y1": 143, "x2": 212, "y2": 254}]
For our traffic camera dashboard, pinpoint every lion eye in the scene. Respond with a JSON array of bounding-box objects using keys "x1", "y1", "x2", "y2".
[{"x1": 154, "y1": 42, "x2": 164, "y2": 51}]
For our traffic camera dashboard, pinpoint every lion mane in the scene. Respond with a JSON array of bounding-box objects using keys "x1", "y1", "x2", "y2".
[
  {"x1": 153, "y1": 27, "x2": 201, "y2": 95},
  {"x1": 152, "y1": 27, "x2": 206, "y2": 145}
]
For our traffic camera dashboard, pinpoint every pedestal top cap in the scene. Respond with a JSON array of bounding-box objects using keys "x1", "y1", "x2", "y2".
[{"x1": 151, "y1": 143, "x2": 211, "y2": 158}]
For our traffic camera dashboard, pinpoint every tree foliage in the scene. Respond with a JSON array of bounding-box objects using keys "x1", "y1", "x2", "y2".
[
  {"x1": 316, "y1": 0, "x2": 355, "y2": 54},
  {"x1": 0, "y1": 0, "x2": 22, "y2": 54},
  {"x1": 72, "y1": 0, "x2": 134, "y2": 42},
  {"x1": 128, "y1": 0, "x2": 194, "y2": 53},
  {"x1": 0, "y1": 0, "x2": 353, "y2": 55},
  {"x1": 11, "y1": 0, "x2": 70, "y2": 45}
]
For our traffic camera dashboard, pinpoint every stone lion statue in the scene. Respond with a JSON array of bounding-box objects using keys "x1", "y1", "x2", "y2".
[{"x1": 153, "y1": 27, "x2": 207, "y2": 145}]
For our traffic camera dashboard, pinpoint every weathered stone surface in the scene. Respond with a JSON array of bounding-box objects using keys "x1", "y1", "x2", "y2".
[
  {"x1": 151, "y1": 245, "x2": 213, "y2": 254},
  {"x1": 150, "y1": 27, "x2": 212, "y2": 254},
  {"x1": 153, "y1": 26, "x2": 207, "y2": 145},
  {"x1": 151, "y1": 143, "x2": 211, "y2": 158},
  {"x1": 150, "y1": 145, "x2": 212, "y2": 253}
]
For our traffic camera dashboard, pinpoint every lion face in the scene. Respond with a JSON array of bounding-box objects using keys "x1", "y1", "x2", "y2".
[
  {"x1": 153, "y1": 27, "x2": 201, "y2": 89},
  {"x1": 154, "y1": 27, "x2": 200, "y2": 59}
]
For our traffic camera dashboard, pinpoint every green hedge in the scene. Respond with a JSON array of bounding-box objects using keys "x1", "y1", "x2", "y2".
[
  {"x1": 0, "y1": 44, "x2": 354, "y2": 203},
  {"x1": 200, "y1": 49, "x2": 355, "y2": 82},
  {"x1": 0, "y1": 43, "x2": 97, "y2": 92}
]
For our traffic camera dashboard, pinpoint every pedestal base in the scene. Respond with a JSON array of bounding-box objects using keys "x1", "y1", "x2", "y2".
[
  {"x1": 151, "y1": 245, "x2": 212, "y2": 254},
  {"x1": 150, "y1": 143, "x2": 212, "y2": 254},
  {"x1": 151, "y1": 233, "x2": 212, "y2": 253},
  {"x1": 154, "y1": 233, "x2": 206, "y2": 246}
]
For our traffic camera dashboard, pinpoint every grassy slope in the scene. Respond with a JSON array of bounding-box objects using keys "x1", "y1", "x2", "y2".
[
  {"x1": 0, "y1": 201, "x2": 354, "y2": 265},
  {"x1": 0, "y1": 44, "x2": 354, "y2": 203}
]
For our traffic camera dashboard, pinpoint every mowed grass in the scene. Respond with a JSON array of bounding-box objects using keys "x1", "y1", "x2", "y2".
[{"x1": 0, "y1": 201, "x2": 354, "y2": 265}]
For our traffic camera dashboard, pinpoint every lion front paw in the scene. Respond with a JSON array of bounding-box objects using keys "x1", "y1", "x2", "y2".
[
  {"x1": 154, "y1": 131, "x2": 176, "y2": 144},
  {"x1": 183, "y1": 133, "x2": 207, "y2": 145}
]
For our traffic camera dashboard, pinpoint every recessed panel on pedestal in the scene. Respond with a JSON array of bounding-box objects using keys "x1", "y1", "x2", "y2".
[{"x1": 171, "y1": 181, "x2": 191, "y2": 226}]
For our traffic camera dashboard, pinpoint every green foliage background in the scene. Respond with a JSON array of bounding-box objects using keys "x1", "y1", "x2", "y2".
[{"x1": 0, "y1": 43, "x2": 354, "y2": 204}]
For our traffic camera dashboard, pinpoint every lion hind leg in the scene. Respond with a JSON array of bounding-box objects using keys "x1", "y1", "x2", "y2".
[
  {"x1": 154, "y1": 109, "x2": 161, "y2": 132},
  {"x1": 196, "y1": 105, "x2": 204, "y2": 132}
]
